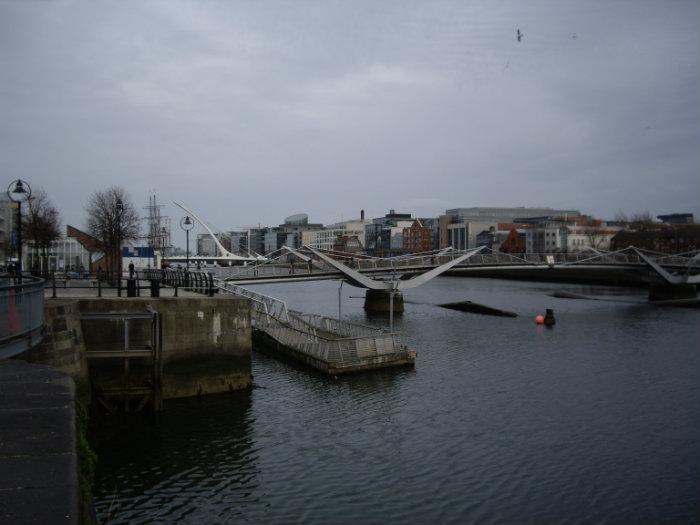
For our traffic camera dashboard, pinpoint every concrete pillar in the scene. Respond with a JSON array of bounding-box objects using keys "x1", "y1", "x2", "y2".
[
  {"x1": 364, "y1": 289, "x2": 404, "y2": 313},
  {"x1": 648, "y1": 283, "x2": 698, "y2": 302}
]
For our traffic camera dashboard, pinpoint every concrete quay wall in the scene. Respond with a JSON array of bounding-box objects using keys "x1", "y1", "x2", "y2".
[
  {"x1": 18, "y1": 300, "x2": 90, "y2": 390},
  {"x1": 19, "y1": 296, "x2": 252, "y2": 401},
  {"x1": 79, "y1": 297, "x2": 252, "y2": 398}
]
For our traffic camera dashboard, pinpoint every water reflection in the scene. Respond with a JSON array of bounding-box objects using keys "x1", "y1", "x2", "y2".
[{"x1": 93, "y1": 392, "x2": 257, "y2": 524}]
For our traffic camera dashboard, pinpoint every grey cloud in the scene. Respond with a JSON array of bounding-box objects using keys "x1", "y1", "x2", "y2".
[{"x1": 1, "y1": 0, "x2": 698, "y2": 246}]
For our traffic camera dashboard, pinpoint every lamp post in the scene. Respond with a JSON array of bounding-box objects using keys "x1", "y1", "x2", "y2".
[
  {"x1": 161, "y1": 226, "x2": 168, "y2": 263},
  {"x1": 116, "y1": 198, "x2": 123, "y2": 296},
  {"x1": 180, "y1": 216, "x2": 194, "y2": 270},
  {"x1": 7, "y1": 179, "x2": 31, "y2": 281}
]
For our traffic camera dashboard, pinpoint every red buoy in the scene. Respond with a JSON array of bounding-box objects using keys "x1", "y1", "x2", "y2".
[{"x1": 535, "y1": 315, "x2": 545, "y2": 325}]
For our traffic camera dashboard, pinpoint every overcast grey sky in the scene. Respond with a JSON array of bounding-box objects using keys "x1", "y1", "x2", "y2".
[{"x1": 1, "y1": 0, "x2": 698, "y2": 245}]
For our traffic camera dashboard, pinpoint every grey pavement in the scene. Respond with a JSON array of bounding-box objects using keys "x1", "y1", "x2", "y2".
[{"x1": 0, "y1": 360, "x2": 78, "y2": 524}]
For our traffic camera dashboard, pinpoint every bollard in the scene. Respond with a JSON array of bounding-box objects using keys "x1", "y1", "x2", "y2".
[
  {"x1": 126, "y1": 278, "x2": 137, "y2": 297},
  {"x1": 544, "y1": 308, "x2": 556, "y2": 326},
  {"x1": 52, "y1": 272, "x2": 57, "y2": 298},
  {"x1": 97, "y1": 278, "x2": 102, "y2": 298},
  {"x1": 150, "y1": 279, "x2": 160, "y2": 298}
]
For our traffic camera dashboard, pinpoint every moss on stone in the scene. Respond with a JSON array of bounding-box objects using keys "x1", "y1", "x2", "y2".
[{"x1": 75, "y1": 397, "x2": 97, "y2": 524}]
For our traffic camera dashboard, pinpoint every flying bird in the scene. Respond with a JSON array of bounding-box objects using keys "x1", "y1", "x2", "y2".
[{"x1": 516, "y1": 29, "x2": 523, "y2": 42}]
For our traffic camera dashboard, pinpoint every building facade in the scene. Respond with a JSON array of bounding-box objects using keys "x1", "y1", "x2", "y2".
[
  {"x1": 403, "y1": 219, "x2": 433, "y2": 252},
  {"x1": 440, "y1": 207, "x2": 580, "y2": 250},
  {"x1": 364, "y1": 210, "x2": 414, "y2": 256},
  {"x1": 447, "y1": 221, "x2": 498, "y2": 250},
  {"x1": 24, "y1": 236, "x2": 93, "y2": 274},
  {"x1": 301, "y1": 219, "x2": 369, "y2": 251},
  {"x1": 657, "y1": 213, "x2": 694, "y2": 225}
]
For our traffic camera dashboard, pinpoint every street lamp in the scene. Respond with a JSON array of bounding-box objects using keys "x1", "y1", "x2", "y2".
[
  {"x1": 116, "y1": 198, "x2": 123, "y2": 296},
  {"x1": 6, "y1": 179, "x2": 31, "y2": 280},
  {"x1": 180, "y1": 216, "x2": 194, "y2": 270},
  {"x1": 160, "y1": 226, "x2": 168, "y2": 265}
]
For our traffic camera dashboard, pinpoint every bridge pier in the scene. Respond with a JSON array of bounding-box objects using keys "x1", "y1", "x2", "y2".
[
  {"x1": 364, "y1": 289, "x2": 404, "y2": 313},
  {"x1": 648, "y1": 283, "x2": 698, "y2": 302}
]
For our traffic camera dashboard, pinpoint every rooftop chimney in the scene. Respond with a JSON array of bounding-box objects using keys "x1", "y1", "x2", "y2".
[{"x1": 361, "y1": 209, "x2": 365, "y2": 220}]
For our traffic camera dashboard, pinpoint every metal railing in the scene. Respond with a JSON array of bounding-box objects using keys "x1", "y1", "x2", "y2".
[
  {"x1": 0, "y1": 274, "x2": 45, "y2": 358},
  {"x1": 217, "y1": 280, "x2": 290, "y2": 321},
  {"x1": 46, "y1": 268, "x2": 216, "y2": 297},
  {"x1": 289, "y1": 311, "x2": 384, "y2": 339},
  {"x1": 260, "y1": 312, "x2": 403, "y2": 365},
  {"x1": 215, "y1": 279, "x2": 405, "y2": 365}
]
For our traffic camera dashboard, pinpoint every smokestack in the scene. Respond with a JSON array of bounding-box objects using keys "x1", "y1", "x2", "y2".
[{"x1": 361, "y1": 209, "x2": 365, "y2": 220}]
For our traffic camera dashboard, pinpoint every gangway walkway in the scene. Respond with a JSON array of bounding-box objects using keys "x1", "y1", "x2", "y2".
[{"x1": 215, "y1": 279, "x2": 415, "y2": 374}]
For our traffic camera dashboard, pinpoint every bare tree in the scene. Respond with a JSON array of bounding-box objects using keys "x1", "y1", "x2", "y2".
[
  {"x1": 582, "y1": 216, "x2": 607, "y2": 250},
  {"x1": 585, "y1": 228, "x2": 607, "y2": 250},
  {"x1": 629, "y1": 211, "x2": 654, "y2": 230},
  {"x1": 85, "y1": 187, "x2": 140, "y2": 278},
  {"x1": 22, "y1": 188, "x2": 61, "y2": 274},
  {"x1": 613, "y1": 211, "x2": 629, "y2": 224}
]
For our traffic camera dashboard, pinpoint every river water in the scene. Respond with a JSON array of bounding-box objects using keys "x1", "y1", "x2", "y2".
[{"x1": 92, "y1": 277, "x2": 700, "y2": 524}]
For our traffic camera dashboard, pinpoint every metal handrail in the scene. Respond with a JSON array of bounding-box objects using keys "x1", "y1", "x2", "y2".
[
  {"x1": 215, "y1": 279, "x2": 403, "y2": 364},
  {"x1": 0, "y1": 274, "x2": 46, "y2": 358}
]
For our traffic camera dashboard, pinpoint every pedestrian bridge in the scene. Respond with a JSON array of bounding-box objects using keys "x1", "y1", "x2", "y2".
[{"x1": 211, "y1": 246, "x2": 700, "y2": 290}]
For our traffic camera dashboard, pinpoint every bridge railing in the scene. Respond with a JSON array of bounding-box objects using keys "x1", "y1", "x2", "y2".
[
  {"x1": 216, "y1": 249, "x2": 699, "y2": 283},
  {"x1": 0, "y1": 274, "x2": 45, "y2": 359}
]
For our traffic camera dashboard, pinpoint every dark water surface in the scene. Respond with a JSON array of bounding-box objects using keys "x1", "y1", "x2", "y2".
[{"x1": 93, "y1": 278, "x2": 700, "y2": 524}]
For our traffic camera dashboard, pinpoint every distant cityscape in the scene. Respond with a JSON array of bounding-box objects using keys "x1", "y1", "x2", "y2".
[
  {"x1": 1, "y1": 191, "x2": 697, "y2": 274},
  {"x1": 192, "y1": 206, "x2": 697, "y2": 260}
]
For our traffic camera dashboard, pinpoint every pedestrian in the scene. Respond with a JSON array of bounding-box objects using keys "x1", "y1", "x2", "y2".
[{"x1": 128, "y1": 261, "x2": 135, "y2": 279}]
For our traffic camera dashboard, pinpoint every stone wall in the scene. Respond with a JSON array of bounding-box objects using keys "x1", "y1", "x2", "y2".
[{"x1": 17, "y1": 300, "x2": 89, "y2": 389}]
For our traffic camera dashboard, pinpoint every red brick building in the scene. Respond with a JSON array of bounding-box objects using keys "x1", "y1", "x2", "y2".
[
  {"x1": 499, "y1": 228, "x2": 526, "y2": 253},
  {"x1": 403, "y1": 220, "x2": 433, "y2": 253}
]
